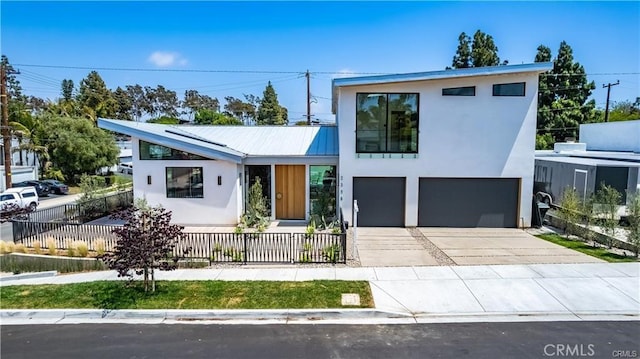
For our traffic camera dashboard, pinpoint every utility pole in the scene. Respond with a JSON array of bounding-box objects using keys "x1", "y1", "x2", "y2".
[
  {"x1": 1, "y1": 62, "x2": 14, "y2": 190},
  {"x1": 305, "y1": 70, "x2": 311, "y2": 125},
  {"x1": 603, "y1": 80, "x2": 619, "y2": 122}
]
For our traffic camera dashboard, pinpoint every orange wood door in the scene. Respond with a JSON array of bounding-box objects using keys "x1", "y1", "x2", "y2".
[{"x1": 275, "y1": 165, "x2": 306, "y2": 219}]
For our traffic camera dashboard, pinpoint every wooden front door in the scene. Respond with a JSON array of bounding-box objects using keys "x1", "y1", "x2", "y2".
[{"x1": 275, "y1": 165, "x2": 306, "y2": 219}]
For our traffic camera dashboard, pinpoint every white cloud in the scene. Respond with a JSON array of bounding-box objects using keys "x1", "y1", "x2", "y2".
[
  {"x1": 147, "y1": 51, "x2": 188, "y2": 67},
  {"x1": 334, "y1": 68, "x2": 357, "y2": 78}
]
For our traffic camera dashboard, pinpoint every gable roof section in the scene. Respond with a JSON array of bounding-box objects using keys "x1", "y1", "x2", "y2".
[{"x1": 98, "y1": 119, "x2": 339, "y2": 163}]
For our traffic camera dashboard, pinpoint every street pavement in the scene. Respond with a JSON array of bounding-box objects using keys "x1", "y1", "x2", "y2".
[{"x1": 1, "y1": 262, "x2": 638, "y2": 325}]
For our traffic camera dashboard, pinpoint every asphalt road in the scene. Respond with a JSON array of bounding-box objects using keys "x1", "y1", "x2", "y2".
[{"x1": 2, "y1": 321, "x2": 638, "y2": 359}]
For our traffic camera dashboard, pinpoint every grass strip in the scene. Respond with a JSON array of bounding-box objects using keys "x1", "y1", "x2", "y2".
[
  {"x1": 536, "y1": 234, "x2": 637, "y2": 263},
  {"x1": 0, "y1": 280, "x2": 373, "y2": 310}
]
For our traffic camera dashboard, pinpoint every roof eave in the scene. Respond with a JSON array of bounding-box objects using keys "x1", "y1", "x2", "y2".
[
  {"x1": 98, "y1": 118, "x2": 246, "y2": 164},
  {"x1": 333, "y1": 62, "x2": 554, "y2": 88}
]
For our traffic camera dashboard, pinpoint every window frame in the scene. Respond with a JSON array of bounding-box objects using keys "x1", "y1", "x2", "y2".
[
  {"x1": 165, "y1": 167, "x2": 204, "y2": 199},
  {"x1": 492, "y1": 82, "x2": 526, "y2": 97},
  {"x1": 355, "y1": 92, "x2": 420, "y2": 154},
  {"x1": 442, "y1": 86, "x2": 476, "y2": 96},
  {"x1": 140, "y1": 140, "x2": 207, "y2": 161}
]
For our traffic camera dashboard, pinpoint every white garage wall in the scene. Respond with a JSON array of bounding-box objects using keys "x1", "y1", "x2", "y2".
[
  {"x1": 131, "y1": 138, "x2": 241, "y2": 225},
  {"x1": 337, "y1": 73, "x2": 539, "y2": 227}
]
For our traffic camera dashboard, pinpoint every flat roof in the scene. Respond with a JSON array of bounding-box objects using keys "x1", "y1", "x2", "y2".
[{"x1": 535, "y1": 155, "x2": 640, "y2": 168}]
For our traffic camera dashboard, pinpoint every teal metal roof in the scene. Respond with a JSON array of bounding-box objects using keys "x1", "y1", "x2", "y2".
[{"x1": 98, "y1": 119, "x2": 339, "y2": 163}]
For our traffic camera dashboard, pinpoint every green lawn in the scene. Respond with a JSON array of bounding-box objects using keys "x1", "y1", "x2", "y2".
[
  {"x1": 0, "y1": 280, "x2": 373, "y2": 310},
  {"x1": 536, "y1": 234, "x2": 638, "y2": 263}
]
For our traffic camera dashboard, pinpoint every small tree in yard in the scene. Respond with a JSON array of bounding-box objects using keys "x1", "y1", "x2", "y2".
[
  {"x1": 626, "y1": 192, "x2": 640, "y2": 257},
  {"x1": 595, "y1": 183, "x2": 622, "y2": 248},
  {"x1": 559, "y1": 187, "x2": 581, "y2": 238},
  {"x1": 102, "y1": 200, "x2": 187, "y2": 292},
  {"x1": 241, "y1": 177, "x2": 270, "y2": 231},
  {"x1": 580, "y1": 194, "x2": 596, "y2": 246}
]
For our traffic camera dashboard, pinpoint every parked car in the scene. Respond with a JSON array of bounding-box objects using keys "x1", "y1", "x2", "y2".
[
  {"x1": 12, "y1": 180, "x2": 50, "y2": 197},
  {"x1": 0, "y1": 187, "x2": 39, "y2": 213},
  {"x1": 41, "y1": 179, "x2": 69, "y2": 195},
  {"x1": 118, "y1": 162, "x2": 133, "y2": 175}
]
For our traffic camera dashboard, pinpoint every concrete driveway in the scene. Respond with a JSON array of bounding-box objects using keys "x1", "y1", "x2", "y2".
[{"x1": 356, "y1": 227, "x2": 603, "y2": 267}]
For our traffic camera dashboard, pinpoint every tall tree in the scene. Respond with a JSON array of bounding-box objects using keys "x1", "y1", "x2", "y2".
[
  {"x1": 112, "y1": 86, "x2": 133, "y2": 121},
  {"x1": 451, "y1": 32, "x2": 472, "y2": 69},
  {"x1": 450, "y1": 30, "x2": 501, "y2": 69},
  {"x1": 183, "y1": 90, "x2": 220, "y2": 120},
  {"x1": 61, "y1": 79, "x2": 74, "y2": 102},
  {"x1": 39, "y1": 115, "x2": 119, "y2": 180},
  {"x1": 77, "y1": 71, "x2": 117, "y2": 121},
  {"x1": 125, "y1": 84, "x2": 148, "y2": 121},
  {"x1": 224, "y1": 95, "x2": 258, "y2": 125},
  {"x1": 153, "y1": 85, "x2": 179, "y2": 118},
  {"x1": 535, "y1": 41, "x2": 597, "y2": 144},
  {"x1": 470, "y1": 30, "x2": 501, "y2": 67},
  {"x1": 257, "y1": 82, "x2": 287, "y2": 125}
]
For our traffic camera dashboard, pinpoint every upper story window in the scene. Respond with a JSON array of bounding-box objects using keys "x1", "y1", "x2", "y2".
[
  {"x1": 493, "y1": 82, "x2": 526, "y2": 97},
  {"x1": 356, "y1": 93, "x2": 418, "y2": 153},
  {"x1": 140, "y1": 140, "x2": 207, "y2": 160},
  {"x1": 442, "y1": 86, "x2": 475, "y2": 96}
]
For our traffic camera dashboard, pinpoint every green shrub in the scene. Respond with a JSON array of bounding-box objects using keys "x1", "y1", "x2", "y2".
[
  {"x1": 94, "y1": 238, "x2": 106, "y2": 256},
  {"x1": 33, "y1": 241, "x2": 42, "y2": 255},
  {"x1": 75, "y1": 241, "x2": 89, "y2": 258}
]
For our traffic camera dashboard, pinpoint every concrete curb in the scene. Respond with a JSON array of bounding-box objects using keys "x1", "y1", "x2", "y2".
[
  {"x1": 0, "y1": 271, "x2": 57, "y2": 282},
  {"x1": 1, "y1": 309, "x2": 637, "y2": 325}
]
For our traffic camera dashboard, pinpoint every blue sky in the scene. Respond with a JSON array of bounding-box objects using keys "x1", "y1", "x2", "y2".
[{"x1": 2, "y1": 1, "x2": 638, "y2": 123}]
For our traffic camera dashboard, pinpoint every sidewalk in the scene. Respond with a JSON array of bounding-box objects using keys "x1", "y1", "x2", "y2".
[{"x1": 1, "y1": 262, "x2": 638, "y2": 325}]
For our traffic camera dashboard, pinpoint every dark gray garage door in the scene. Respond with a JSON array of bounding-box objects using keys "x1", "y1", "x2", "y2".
[
  {"x1": 353, "y1": 177, "x2": 405, "y2": 227},
  {"x1": 418, "y1": 178, "x2": 519, "y2": 228}
]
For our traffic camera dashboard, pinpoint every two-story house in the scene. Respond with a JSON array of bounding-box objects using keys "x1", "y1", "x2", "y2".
[{"x1": 98, "y1": 62, "x2": 552, "y2": 228}]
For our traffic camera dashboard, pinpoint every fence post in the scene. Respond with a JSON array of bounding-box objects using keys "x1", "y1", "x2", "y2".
[
  {"x1": 243, "y1": 233, "x2": 247, "y2": 264},
  {"x1": 208, "y1": 233, "x2": 212, "y2": 265}
]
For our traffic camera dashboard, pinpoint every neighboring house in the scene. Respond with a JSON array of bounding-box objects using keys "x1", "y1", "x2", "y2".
[
  {"x1": 334, "y1": 62, "x2": 552, "y2": 228},
  {"x1": 0, "y1": 138, "x2": 39, "y2": 192},
  {"x1": 535, "y1": 120, "x2": 640, "y2": 205},
  {"x1": 97, "y1": 119, "x2": 338, "y2": 225},
  {"x1": 99, "y1": 62, "x2": 552, "y2": 228}
]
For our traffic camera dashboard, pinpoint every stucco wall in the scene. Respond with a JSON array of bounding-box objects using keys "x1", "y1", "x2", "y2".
[
  {"x1": 337, "y1": 72, "x2": 540, "y2": 227},
  {"x1": 580, "y1": 120, "x2": 640, "y2": 152},
  {"x1": 131, "y1": 138, "x2": 242, "y2": 225}
]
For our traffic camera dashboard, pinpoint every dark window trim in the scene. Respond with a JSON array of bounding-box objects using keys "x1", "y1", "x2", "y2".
[
  {"x1": 355, "y1": 92, "x2": 420, "y2": 154},
  {"x1": 442, "y1": 86, "x2": 476, "y2": 96},
  {"x1": 492, "y1": 82, "x2": 526, "y2": 97},
  {"x1": 165, "y1": 166, "x2": 204, "y2": 199},
  {"x1": 139, "y1": 140, "x2": 208, "y2": 161}
]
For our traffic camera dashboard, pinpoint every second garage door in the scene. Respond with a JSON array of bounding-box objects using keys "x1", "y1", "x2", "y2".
[
  {"x1": 418, "y1": 178, "x2": 519, "y2": 228},
  {"x1": 353, "y1": 177, "x2": 405, "y2": 227}
]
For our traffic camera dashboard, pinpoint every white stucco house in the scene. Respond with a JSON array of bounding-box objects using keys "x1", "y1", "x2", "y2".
[{"x1": 98, "y1": 62, "x2": 552, "y2": 228}]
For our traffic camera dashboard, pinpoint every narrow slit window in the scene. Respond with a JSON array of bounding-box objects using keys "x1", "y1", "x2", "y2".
[
  {"x1": 442, "y1": 86, "x2": 475, "y2": 96},
  {"x1": 493, "y1": 82, "x2": 526, "y2": 97}
]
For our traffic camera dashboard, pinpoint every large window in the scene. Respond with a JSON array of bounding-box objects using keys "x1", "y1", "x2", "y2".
[
  {"x1": 493, "y1": 82, "x2": 526, "y2": 97},
  {"x1": 309, "y1": 165, "x2": 337, "y2": 219},
  {"x1": 356, "y1": 93, "x2": 418, "y2": 153},
  {"x1": 166, "y1": 167, "x2": 203, "y2": 198},
  {"x1": 140, "y1": 140, "x2": 207, "y2": 160}
]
